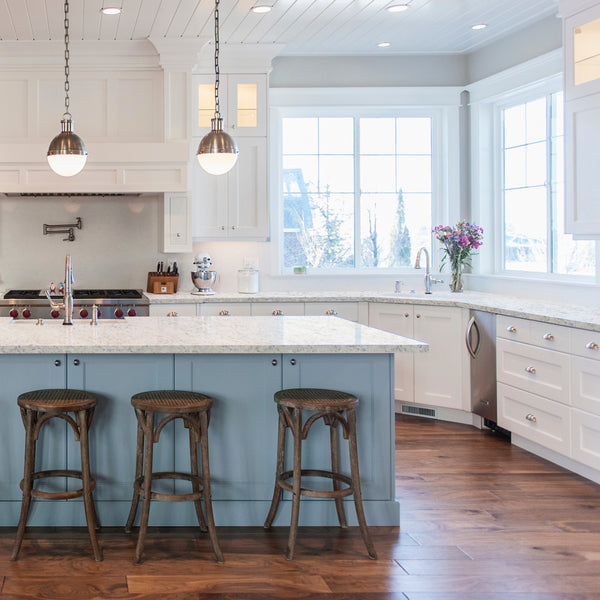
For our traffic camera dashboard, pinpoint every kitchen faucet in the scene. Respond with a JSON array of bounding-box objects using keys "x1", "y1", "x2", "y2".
[
  {"x1": 45, "y1": 254, "x2": 74, "y2": 325},
  {"x1": 414, "y1": 247, "x2": 443, "y2": 294}
]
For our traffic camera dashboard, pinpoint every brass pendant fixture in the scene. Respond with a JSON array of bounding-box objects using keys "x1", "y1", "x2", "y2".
[
  {"x1": 47, "y1": 0, "x2": 87, "y2": 177},
  {"x1": 196, "y1": 0, "x2": 239, "y2": 175}
]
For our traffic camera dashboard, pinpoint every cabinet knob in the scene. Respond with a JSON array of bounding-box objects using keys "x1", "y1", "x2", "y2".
[
  {"x1": 54, "y1": 359, "x2": 61, "y2": 367},
  {"x1": 271, "y1": 359, "x2": 278, "y2": 366},
  {"x1": 404, "y1": 313, "x2": 410, "y2": 318},
  {"x1": 220, "y1": 226, "x2": 226, "y2": 231},
  {"x1": 325, "y1": 309, "x2": 338, "y2": 316},
  {"x1": 231, "y1": 225, "x2": 237, "y2": 230},
  {"x1": 525, "y1": 365, "x2": 536, "y2": 374},
  {"x1": 526, "y1": 413, "x2": 537, "y2": 422},
  {"x1": 543, "y1": 333, "x2": 554, "y2": 341},
  {"x1": 272, "y1": 309, "x2": 284, "y2": 316},
  {"x1": 506, "y1": 326, "x2": 517, "y2": 333},
  {"x1": 586, "y1": 342, "x2": 599, "y2": 350},
  {"x1": 176, "y1": 232, "x2": 182, "y2": 238},
  {"x1": 167, "y1": 311, "x2": 179, "y2": 317},
  {"x1": 290, "y1": 358, "x2": 296, "y2": 365},
  {"x1": 73, "y1": 359, "x2": 80, "y2": 366},
  {"x1": 219, "y1": 310, "x2": 230, "y2": 316},
  {"x1": 416, "y1": 314, "x2": 421, "y2": 318}
]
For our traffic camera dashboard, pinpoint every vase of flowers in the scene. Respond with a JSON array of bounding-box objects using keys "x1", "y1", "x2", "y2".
[{"x1": 433, "y1": 221, "x2": 484, "y2": 293}]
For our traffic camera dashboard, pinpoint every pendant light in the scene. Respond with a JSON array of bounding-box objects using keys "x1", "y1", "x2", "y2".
[
  {"x1": 197, "y1": 0, "x2": 239, "y2": 175},
  {"x1": 47, "y1": 0, "x2": 87, "y2": 177}
]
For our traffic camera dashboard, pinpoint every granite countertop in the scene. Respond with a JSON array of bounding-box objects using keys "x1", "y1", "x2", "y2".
[
  {"x1": 0, "y1": 315, "x2": 428, "y2": 355},
  {"x1": 145, "y1": 289, "x2": 600, "y2": 332}
]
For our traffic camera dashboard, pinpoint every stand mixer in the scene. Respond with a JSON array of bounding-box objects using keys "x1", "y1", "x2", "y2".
[{"x1": 191, "y1": 253, "x2": 217, "y2": 295}]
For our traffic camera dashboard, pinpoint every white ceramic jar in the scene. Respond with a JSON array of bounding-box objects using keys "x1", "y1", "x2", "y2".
[{"x1": 237, "y1": 268, "x2": 259, "y2": 293}]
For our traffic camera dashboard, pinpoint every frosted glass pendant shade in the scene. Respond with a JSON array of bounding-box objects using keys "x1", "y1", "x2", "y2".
[
  {"x1": 47, "y1": 118, "x2": 88, "y2": 177},
  {"x1": 196, "y1": 118, "x2": 239, "y2": 175}
]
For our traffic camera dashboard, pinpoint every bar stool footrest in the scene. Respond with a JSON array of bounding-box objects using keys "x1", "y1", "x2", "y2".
[
  {"x1": 278, "y1": 469, "x2": 354, "y2": 499},
  {"x1": 134, "y1": 471, "x2": 205, "y2": 503},
  {"x1": 21, "y1": 469, "x2": 95, "y2": 500}
]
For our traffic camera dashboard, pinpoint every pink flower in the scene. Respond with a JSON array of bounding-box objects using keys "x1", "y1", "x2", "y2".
[{"x1": 459, "y1": 235, "x2": 469, "y2": 247}]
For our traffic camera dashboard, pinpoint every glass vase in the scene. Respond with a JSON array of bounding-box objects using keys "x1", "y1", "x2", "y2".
[{"x1": 449, "y1": 262, "x2": 463, "y2": 293}]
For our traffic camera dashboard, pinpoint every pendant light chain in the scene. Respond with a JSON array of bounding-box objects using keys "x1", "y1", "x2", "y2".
[
  {"x1": 214, "y1": 0, "x2": 221, "y2": 120},
  {"x1": 63, "y1": 0, "x2": 71, "y2": 118}
]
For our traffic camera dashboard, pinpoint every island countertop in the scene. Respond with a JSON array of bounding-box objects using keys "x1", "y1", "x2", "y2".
[{"x1": 0, "y1": 315, "x2": 428, "y2": 354}]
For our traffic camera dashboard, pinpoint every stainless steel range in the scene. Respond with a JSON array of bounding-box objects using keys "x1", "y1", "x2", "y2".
[{"x1": 0, "y1": 289, "x2": 149, "y2": 320}]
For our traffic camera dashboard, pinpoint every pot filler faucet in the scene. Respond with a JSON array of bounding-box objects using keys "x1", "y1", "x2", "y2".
[
  {"x1": 414, "y1": 247, "x2": 443, "y2": 294},
  {"x1": 45, "y1": 254, "x2": 74, "y2": 325}
]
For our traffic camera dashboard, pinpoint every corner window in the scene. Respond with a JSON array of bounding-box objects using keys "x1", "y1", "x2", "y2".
[
  {"x1": 502, "y1": 91, "x2": 595, "y2": 275},
  {"x1": 281, "y1": 115, "x2": 433, "y2": 270}
]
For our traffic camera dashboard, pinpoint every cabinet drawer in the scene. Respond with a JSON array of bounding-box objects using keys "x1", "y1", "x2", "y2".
[
  {"x1": 496, "y1": 338, "x2": 570, "y2": 404},
  {"x1": 571, "y1": 408, "x2": 600, "y2": 469},
  {"x1": 149, "y1": 303, "x2": 197, "y2": 317},
  {"x1": 571, "y1": 327, "x2": 600, "y2": 360},
  {"x1": 305, "y1": 302, "x2": 359, "y2": 322},
  {"x1": 571, "y1": 355, "x2": 600, "y2": 416},
  {"x1": 497, "y1": 315, "x2": 571, "y2": 351},
  {"x1": 200, "y1": 303, "x2": 252, "y2": 316},
  {"x1": 497, "y1": 315, "x2": 531, "y2": 344},
  {"x1": 251, "y1": 303, "x2": 304, "y2": 316},
  {"x1": 498, "y1": 382, "x2": 570, "y2": 455}
]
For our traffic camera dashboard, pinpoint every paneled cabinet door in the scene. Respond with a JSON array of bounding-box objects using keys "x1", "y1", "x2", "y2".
[
  {"x1": 192, "y1": 136, "x2": 268, "y2": 240},
  {"x1": 161, "y1": 192, "x2": 192, "y2": 253},
  {"x1": 66, "y1": 354, "x2": 174, "y2": 524},
  {"x1": 0, "y1": 355, "x2": 66, "y2": 509},
  {"x1": 413, "y1": 305, "x2": 468, "y2": 410},
  {"x1": 368, "y1": 303, "x2": 414, "y2": 404}
]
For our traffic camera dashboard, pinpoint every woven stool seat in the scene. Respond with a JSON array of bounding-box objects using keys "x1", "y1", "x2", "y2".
[
  {"x1": 265, "y1": 387, "x2": 376, "y2": 561},
  {"x1": 125, "y1": 389, "x2": 223, "y2": 564},
  {"x1": 131, "y1": 390, "x2": 212, "y2": 414},
  {"x1": 18, "y1": 388, "x2": 97, "y2": 412},
  {"x1": 12, "y1": 388, "x2": 102, "y2": 562}
]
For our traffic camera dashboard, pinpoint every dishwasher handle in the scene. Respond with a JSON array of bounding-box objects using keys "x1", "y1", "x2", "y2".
[{"x1": 465, "y1": 315, "x2": 481, "y2": 359}]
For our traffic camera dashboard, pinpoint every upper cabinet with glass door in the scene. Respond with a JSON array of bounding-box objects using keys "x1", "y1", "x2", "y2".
[
  {"x1": 193, "y1": 73, "x2": 267, "y2": 138},
  {"x1": 564, "y1": 1, "x2": 600, "y2": 101}
]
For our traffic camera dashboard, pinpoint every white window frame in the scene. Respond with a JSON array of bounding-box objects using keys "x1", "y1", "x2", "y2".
[{"x1": 269, "y1": 87, "x2": 462, "y2": 276}]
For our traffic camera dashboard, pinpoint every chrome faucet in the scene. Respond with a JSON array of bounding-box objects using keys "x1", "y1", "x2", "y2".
[
  {"x1": 414, "y1": 247, "x2": 443, "y2": 294},
  {"x1": 45, "y1": 254, "x2": 74, "y2": 325}
]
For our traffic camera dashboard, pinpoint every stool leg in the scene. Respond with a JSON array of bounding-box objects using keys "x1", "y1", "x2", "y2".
[
  {"x1": 134, "y1": 410, "x2": 155, "y2": 565},
  {"x1": 189, "y1": 413, "x2": 207, "y2": 533},
  {"x1": 125, "y1": 409, "x2": 145, "y2": 534},
  {"x1": 77, "y1": 409, "x2": 103, "y2": 562},
  {"x1": 347, "y1": 408, "x2": 377, "y2": 560},
  {"x1": 199, "y1": 410, "x2": 224, "y2": 563},
  {"x1": 264, "y1": 406, "x2": 286, "y2": 529},
  {"x1": 286, "y1": 407, "x2": 303, "y2": 561},
  {"x1": 11, "y1": 408, "x2": 36, "y2": 561},
  {"x1": 329, "y1": 415, "x2": 347, "y2": 528}
]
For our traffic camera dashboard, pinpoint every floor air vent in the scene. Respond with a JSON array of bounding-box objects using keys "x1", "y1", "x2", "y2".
[{"x1": 401, "y1": 405, "x2": 436, "y2": 418}]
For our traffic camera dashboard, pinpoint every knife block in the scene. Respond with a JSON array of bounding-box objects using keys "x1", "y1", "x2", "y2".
[{"x1": 147, "y1": 272, "x2": 179, "y2": 294}]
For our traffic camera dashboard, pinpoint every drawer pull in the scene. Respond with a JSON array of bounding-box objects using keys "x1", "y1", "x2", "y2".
[
  {"x1": 219, "y1": 310, "x2": 230, "y2": 316},
  {"x1": 543, "y1": 333, "x2": 554, "y2": 341},
  {"x1": 416, "y1": 314, "x2": 422, "y2": 319},
  {"x1": 586, "y1": 342, "x2": 599, "y2": 350},
  {"x1": 272, "y1": 309, "x2": 284, "y2": 316},
  {"x1": 325, "y1": 309, "x2": 338, "y2": 316},
  {"x1": 525, "y1": 365, "x2": 536, "y2": 374},
  {"x1": 526, "y1": 413, "x2": 537, "y2": 422},
  {"x1": 506, "y1": 326, "x2": 517, "y2": 333},
  {"x1": 404, "y1": 313, "x2": 410, "y2": 318}
]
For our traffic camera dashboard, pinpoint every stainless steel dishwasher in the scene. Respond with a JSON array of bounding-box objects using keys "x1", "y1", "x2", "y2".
[{"x1": 466, "y1": 310, "x2": 497, "y2": 423}]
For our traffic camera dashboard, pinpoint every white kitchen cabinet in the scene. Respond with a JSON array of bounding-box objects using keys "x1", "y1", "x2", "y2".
[
  {"x1": 193, "y1": 74, "x2": 267, "y2": 138},
  {"x1": 571, "y1": 407, "x2": 600, "y2": 469},
  {"x1": 191, "y1": 136, "x2": 268, "y2": 240},
  {"x1": 304, "y1": 302, "x2": 360, "y2": 322},
  {"x1": 368, "y1": 303, "x2": 468, "y2": 410},
  {"x1": 199, "y1": 303, "x2": 252, "y2": 316},
  {"x1": 149, "y1": 303, "x2": 197, "y2": 317},
  {"x1": 161, "y1": 192, "x2": 192, "y2": 253},
  {"x1": 562, "y1": 0, "x2": 600, "y2": 236},
  {"x1": 251, "y1": 302, "x2": 304, "y2": 316}
]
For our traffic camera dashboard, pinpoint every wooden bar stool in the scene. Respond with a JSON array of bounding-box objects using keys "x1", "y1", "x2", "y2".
[
  {"x1": 11, "y1": 388, "x2": 102, "y2": 562},
  {"x1": 264, "y1": 388, "x2": 377, "y2": 560},
  {"x1": 124, "y1": 390, "x2": 223, "y2": 564}
]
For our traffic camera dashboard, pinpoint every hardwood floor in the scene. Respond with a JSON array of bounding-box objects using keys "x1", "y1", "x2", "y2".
[{"x1": 0, "y1": 414, "x2": 599, "y2": 599}]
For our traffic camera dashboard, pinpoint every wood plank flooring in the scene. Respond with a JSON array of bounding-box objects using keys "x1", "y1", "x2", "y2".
[{"x1": 0, "y1": 414, "x2": 599, "y2": 599}]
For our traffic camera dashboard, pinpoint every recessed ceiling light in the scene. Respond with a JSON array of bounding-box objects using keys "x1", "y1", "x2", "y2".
[
  {"x1": 378, "y1": 42, "x2": 391, "y2": 48},
  {"x1": 387, "y1": 4, "x2": 409, "y2": 12},
  {"x1": 100, "y1": 6, "x2": 122, "y2": 15},
  {"x1": 471, "y1": 24, "x2": 487, "y2": 30},
  {"x1": 251, "y1": 4, "x2": 272, "y2": 12}
]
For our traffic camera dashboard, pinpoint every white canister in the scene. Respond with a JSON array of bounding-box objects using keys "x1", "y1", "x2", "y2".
[{"x1": 237, "y1": 268, "x2": 259, "y2": 293}]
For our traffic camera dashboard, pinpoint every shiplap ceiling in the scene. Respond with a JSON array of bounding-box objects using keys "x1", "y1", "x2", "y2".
[{"x1": 0, "y1": 0, "x2": 559, "y2": 56}]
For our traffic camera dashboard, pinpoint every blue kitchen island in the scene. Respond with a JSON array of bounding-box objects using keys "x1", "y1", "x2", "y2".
[{"x1": 0, "y1": 316, "x2": 426, "y2": 527}]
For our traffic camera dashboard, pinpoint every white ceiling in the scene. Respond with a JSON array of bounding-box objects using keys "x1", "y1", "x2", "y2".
[{"x1": 0, "y1": 0, "x2": 559, "y2": 56}]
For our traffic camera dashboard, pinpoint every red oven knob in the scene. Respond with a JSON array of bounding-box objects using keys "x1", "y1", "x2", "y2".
[
  {"x1": 96, "y1": 307, "x2": 101, "y2": 319},
  {"x1": 51, "y1": 310, "x2": 60, "y2": 319},
  {"x1": 79, "y1": 308, "x2": 89, "y2": 318},
  {"x1": 114, "y1": 308, "x2": 124, "y2": 318},
  {"x1": 127, "y1": 308, "x2": 136, "y2": 317},
  {"x1": 22, "y1": 309, "x2": 31, "y2": 319},
  {"x1": 9, "y1": 308, "x2": 18, "y2": 318}
]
